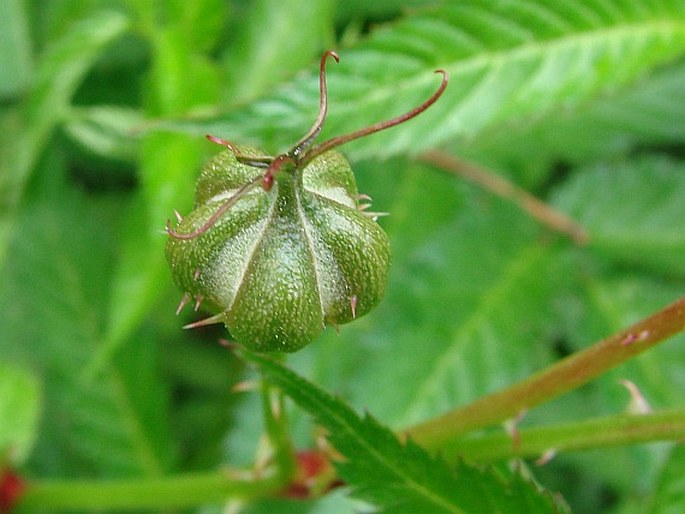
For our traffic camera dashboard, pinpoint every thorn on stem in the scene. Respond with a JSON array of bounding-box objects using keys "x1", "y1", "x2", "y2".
[
  {"x1": 620, "y1": 329, "x2": 650, "y2": 347},
  {"x1": 619, "y1": 379, "x2": 651, "y2": 414},
  {"x1": 535, "y1": 449, "x2": 557, "y2": 466},
  {"x1": 194, "y1": 294, "x2": 203, "y2": 311},
  {"x1": 505, "y1": 409, "x2": 527, "y2": 454}
]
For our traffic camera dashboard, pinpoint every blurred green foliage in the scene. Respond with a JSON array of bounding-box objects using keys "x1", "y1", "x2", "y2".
[{"x1": 1, "y1": 0, "x2": 685, "y2": 512}]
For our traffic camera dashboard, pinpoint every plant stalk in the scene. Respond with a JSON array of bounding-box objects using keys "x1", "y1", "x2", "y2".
[
  {"x1": 18, "y1": 471, "x2": 285, "y2": 510},
  {"x1": 406, "y1": 297, "x2": 685, "y2": 450},
  {"x1": 421, "y1": 150, "x2": 589, "y2": 244},
  {"x1": 442, "y1": 409, "x2": 685, "y2": 462}
]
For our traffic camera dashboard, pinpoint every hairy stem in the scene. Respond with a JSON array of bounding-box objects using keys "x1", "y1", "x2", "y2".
[
  {"x1": 441, "y1": 409, "x2": 685, "y2": 462},
  {"x1": 406, "y1": 296, "x2": 685, "y2": 449}
]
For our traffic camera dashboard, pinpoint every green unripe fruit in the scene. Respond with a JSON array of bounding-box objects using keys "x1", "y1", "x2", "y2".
[
  {"x1": 166, "y1": 147, "x2": 391, "y2": 352},
  {"x1": 165, "y1": 51, "x2": 447, "y2": 352}
]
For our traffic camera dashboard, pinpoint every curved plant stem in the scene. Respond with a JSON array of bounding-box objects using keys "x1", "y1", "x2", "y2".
[
  {"x1": 420, "y1": 150, "x2": 589, "y2": 245},
  {"x1": 18, "y1": 471, "x2": 285, "y2": 510},
  {"x1": 303, "y1": 70, "x2": 448, "y2": 166},
  {"x1": 406, "y1": 296, "x2": 685, "y2": 450},
  {"x1": 442, "y1": 409, "x2": 685, "y2": 462}
]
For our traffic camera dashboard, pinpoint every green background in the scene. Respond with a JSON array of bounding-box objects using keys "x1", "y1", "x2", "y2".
[{"x1": 1, "y1": 0, "x2": 685, "y2": 512}]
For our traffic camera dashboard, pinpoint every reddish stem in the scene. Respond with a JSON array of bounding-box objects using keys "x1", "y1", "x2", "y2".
[
  {"x1": 166, "y1": 176, "x2": 263, "y2": 240},
  {"x1": 303, "y1": 69, "x2": 448, "y2": 165},
  {"x1": 407, "y1": 296, "x2": 685, "y2": 448},
  {"x1": 262, "y1": 154, "x2": 296, "y2": 191},
  {"x1": 289, "y1": 51, "x2": 340, "y2": 159},
  {"x1": 206, "y1": 135, "x2": 272, "y2": 168}
]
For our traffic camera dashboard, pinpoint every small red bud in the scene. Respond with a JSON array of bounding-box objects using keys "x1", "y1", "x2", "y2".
[
  {"x1": 1, "y1": 469, "x2": 25, "y2": 513},
  {"x1": 281, "y1": 449, "x2": 342, "y2": 499}
]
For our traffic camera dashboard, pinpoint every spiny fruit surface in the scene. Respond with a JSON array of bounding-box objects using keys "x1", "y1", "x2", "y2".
[{"x1": 165, "y1": 146, "x2": 391, "y2": 352}]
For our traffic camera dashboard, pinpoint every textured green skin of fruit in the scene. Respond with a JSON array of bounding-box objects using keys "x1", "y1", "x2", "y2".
[{"x1": 165, "y1": 146, "x2": 391, "y2": 352}]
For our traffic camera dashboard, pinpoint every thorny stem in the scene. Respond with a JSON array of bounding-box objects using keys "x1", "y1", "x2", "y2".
[
  {"x1": 19, "y1": 302, "x2": 685, "y2": 510},
  {"x1": 406, "y1": 296, "x2": 685, "y2": 450},
  {"x1": 444, "y1": 408, "x2": 685, "y2": 462}
]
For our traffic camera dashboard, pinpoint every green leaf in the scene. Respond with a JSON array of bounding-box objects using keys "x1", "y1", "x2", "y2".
[
  {"x1": 92, "y1": 132, "x2": 203, "y2": 376},
  {"x1": 243, "y1": 351, "x2": 568, "y2": 514},
  {"x1": 648, "y1": 444, "x2": 685, "y2": 513},
  {"x1": 0, "y1": 362, "x2": 40, "y2": 466},
  {"x1": 290, "y1": 160, "x2": 563, "y2": 427},
  {"x1": 94, "y1": 3, "x2": 221, "y2": 370},
  {"x1": 0, "y1": 0, "x2": 32, "y2": 99},
  {"x1": 165, "y1": 0, "x2": 227, "y2": 52},
  {"x1": 156, "y1": 1, "x2": 685, "y2": 159},
  {"x1": 221, "y1": 0, "x2": 335, "y2": 103},
  {"x1": 63, "y1": 105, "x2": 144, "y2": 163},
  {"x1": 144, "y1": 27, "x2": 220, "y2": 115},
  {"x1": 552, "y1": 155, "x2": 685, "y2": 278},
  {"x1": 0, "y1": 158, "x2": 173, "y2": 477},
  {"x1": 0, "y1": 9, "x2": 129, "y2": 267},
  {"x1": 334, "y1": 0, "x2": 434, "y2": 23},
  {"x1": 459, "y1": 61, "x2": 685, "y2": 184}
]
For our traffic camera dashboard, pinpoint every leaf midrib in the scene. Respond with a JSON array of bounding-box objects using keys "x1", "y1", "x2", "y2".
[
  {"x1": 401, "y1": 242, "x2": 549, "y2": 424},
  {"x1": 336, "y1": 18, "x2": 685, "y2": 110},
  {"x1": 268, "y1": 363, "x2": 467, "y2": 514},
  {"x1": 332, "y1": 415, "x2": 466, "y2": 514},
  {"x1": 45, "y1": 210, "x2": 166, "y2": 476}
]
